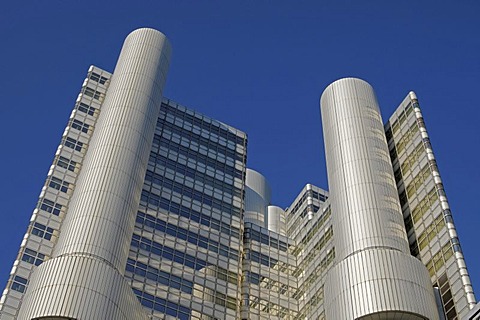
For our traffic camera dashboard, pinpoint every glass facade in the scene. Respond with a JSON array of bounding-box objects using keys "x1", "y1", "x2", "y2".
[
  {"x1": 125, "y1": 99, "x2": 247, "y2": 320},
  {"x1": 385, "y1": 93, "x2": 476, "y2": 319},
  {"x1": 0, "y1": 30, "x2": 477, "y2": 320}
]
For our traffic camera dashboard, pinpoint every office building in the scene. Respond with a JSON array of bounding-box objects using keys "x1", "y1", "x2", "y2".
[
  {"x1": 0, "y1": 28, "x2": 477, "y2": 320},
  {"x1": 463, "y1": 302, "x2": 480, "y2": 320}
]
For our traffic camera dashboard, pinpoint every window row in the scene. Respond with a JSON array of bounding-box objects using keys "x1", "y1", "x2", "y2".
[
  {"x1": 126, "y1": 258, "x2": 193, "y2": 294},
  {"x1": 300, "y1": 204, "x2": 320, "y2": 219},
  {"x1": 395, "y1": 122, "x2": 419, "y2": 155},
  {"x1": 140, "y1": 191, "x2": 240, "y2": 238},
  {"x1": 133, "y1": 288, "x2": 190, "y2": 320},
  {"x1": 207, "y1": 265, "x2": 239, "y2": 285},
  {"x1": 11, "y1": 276, "x2": 27, "y2": 293},
  {"x1": 311, "y1": 190, "x2": 328, "y2": 202},
  {"x1": 82, "y1": 86, "x2": 104, "y2": 101},
  {"x1": 244, "y1": 248, "x2": 278, "y2": 268},
  {"x1": 153, "y1": 134, "x2": 243, "y2": 179},
  {"x1": 287, "y1": 214, "x2": 305, "y2": 237},
  {"x1": 150, "y1": 152, "x2": 238, "y2": 196},
  {"x1": 246, "y1": 295, "x2": 296, "y2": 318},
  {"x1": 56, "y1": 156, "x2": 77, "y2": 172},
  {"x1": 299, "y1": 286, "x2": 324, "y2": 316},
  {"x1": 418, "y1": 214, "x2": 446, "y2": 251},
  {"x1": 411, "y1": 187, "x2": 439, "y2": 224},
  {"x1": 160, "y1": 121, "x2": 243, "y2": 162},
  {"x1": 77, "y1": 102, "x2": 96, "y2": 116},
  {"x1": 64, "y1": 137, "x2": 84, "y2": 152},
  {"x1": 426, "y1": 242, "x2": 454, "y2": 278},
  {"x1": 22, "y1": 247, "x2": 45, "y2": 266},
  {"x1": 160, "y1": 108, "x2": 244, "y2": 147},
  {"x1": 160, "y1": 128, "x2": 235, "y2": 166},
  {"x1": 89, "y1": 71, "x2": 109, "y2": 85},
  {"x1": 32, "y1": 222, "x2": 54, "y2": 240},
  {"x1": 136, "y1": 212, "x2": 239, "y2": 261},
  {"x1": 435, "y1": 272, "x2": 457, "y2": 319},
  {"x1": 71, "y1": 119, "x2": 90, "y2": 134},
  {"x1": 212, "y1": 290, "x2": 237, "y2": 310},
  {"x1": 288, "y1": 191, "x2": 309, "y2": 217},
  {"x1": 160, "y1": 102, "x2": 246, "y2": 145},
  {"x1": 400, "y1": 142, "x2": 425, "y2": 176},
  {"x1": 144, "y1": 170, "x2": 241, "y2": 217},
  {"x1": 48, "y1": 177, "x2": 70, "y2": 193},
  {"x1": 243, "y1": 271, "x2": 295, "y2": 297},
  {"x1": 298, "y1": 226, "x2": 333, "y2": 269},
  {"x1": 296, "y1": 208, "x2": 331, "y2": 253},
  {"x1": 161, "y1": 113, "x2": 241, "y2": 151},
  {"x1": 298, "y1": 249, "x2": 335, "y2": 294},
  {"x1": 389, "y1": 102, "x2": 414, "y2": 136},
  {"x1": 131, "y1": 234, "x2": 207, "y2": 271},
  {"x1": 40, "y1": 198, "x2": 63, "y2": 216},
  {"x1": 243, "y1": 228, "x2": 289, "y2": 252},
  {"x1": 406, "y1": 163, "x2": 430, "y2": 199}
]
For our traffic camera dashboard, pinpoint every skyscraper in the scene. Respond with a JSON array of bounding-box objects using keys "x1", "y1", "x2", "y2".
[{"x1": 0, "y1": 28, "x2": 476, "y2": 320}]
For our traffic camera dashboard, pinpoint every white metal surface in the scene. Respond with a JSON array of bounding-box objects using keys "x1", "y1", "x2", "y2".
[
  {"x1": 244, "y1": 168, "x2": 271, "y2": 227},
  {"x1": 321, "y1": 78, "x2": 439, "y2": 319},
  {"x1": 18, "y1": 28, "x2": 171, "y2": 320}
]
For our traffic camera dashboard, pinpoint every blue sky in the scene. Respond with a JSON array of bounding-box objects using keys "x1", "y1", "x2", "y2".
[{"x1": 0, "y1": 1, "x2": 478, "y2": 299}]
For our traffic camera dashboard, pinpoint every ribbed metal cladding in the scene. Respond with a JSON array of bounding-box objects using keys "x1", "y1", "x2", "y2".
[
  {"x1": 244, "y1": 168, "x2": 271, "y2": 227},
  {"x1": 53, "y1": 28, "x2": 171, "y2": 269},
  {"x1": 267, "y1": 205, "x2": 286, "y2": 236},
  {"x1": 18, "y1": 28, "x2": 171, "y2": 320},
  {"x1": 321, "y1": 78, "x2": 439, "y2": 319}
]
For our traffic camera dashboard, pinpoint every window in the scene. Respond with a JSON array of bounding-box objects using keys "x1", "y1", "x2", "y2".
[
  {"x1": 11, "y1": 276, "x2": 27, "y2": 293},
  {"x1": 77, "y1": 102, "x2": 96, "y2": 116},
  {"x1": 21, "y1": 247, "x2": 45, "y2": 266},
  {"x1": 40, "y1": 199, "x2": 62, "y2": 216},
  {"x1": 71, "y1": 119, "x2": 89, "y2": 133},
  {"x1": 49, "y1": 177, "x2": 70, "y2": 193},
  {"x1": 31, "y1": 222, "x2": 54, "y2": 240},
  {"x1": 89, "y1": 72, "x2": 108, "y2": 85},
  {"x1": 56, "y1": 156, "x2": 76, "y2": 172},
  {"x1": 83, "y1": 87, "x2": 103, "y2": 101},
  {"x1": 64, "y1": 137, "x2": 83, "y2": 152},
  {"x1": 126, "y1": 258, "x2": 193, "y2": 294}
]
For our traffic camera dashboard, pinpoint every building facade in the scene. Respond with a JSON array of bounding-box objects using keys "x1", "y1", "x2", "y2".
[{"x1": 0, "y1": 28, "x2": 477, "y2": 320}]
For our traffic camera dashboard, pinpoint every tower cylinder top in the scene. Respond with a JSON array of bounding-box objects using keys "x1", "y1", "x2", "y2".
[
  {"x1": 320, "y1": 78, "x2": 410, "y2": 260},
  {"x1": 321, "y1": 78, "x2": 439, "y2": 319},
  {"x1": 53, "y1": 28, "x2": 172, "y2": 271},
  {"x1": 267, "y1": 205, "x2": 286, "y2": 236},
  {"x1": 244, "y1": 168, "x2": 271, "y2": 227}
]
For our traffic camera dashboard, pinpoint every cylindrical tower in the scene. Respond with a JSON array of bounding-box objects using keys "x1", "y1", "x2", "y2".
[
  {"x1": 321, "y1": 78, "x2": 439, "y2": 319},
  {"x1": 18, "y1": 28, "x2": 171, "y2": 320},
  {"x1": 267, "y1": 205, "x2": 286, "y2": 236},
  {"x1": 244, "y1": 168, "x2": 271, "y2": 227}
]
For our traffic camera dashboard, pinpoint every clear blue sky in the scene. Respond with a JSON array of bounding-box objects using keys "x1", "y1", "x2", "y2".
[{"x1": 0, "y1": 1, "x2": 478, "y2": 299}]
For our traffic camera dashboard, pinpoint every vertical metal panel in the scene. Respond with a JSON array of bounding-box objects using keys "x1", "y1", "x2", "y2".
[
  {"x1": 267, "y1": 206, "x2": 286, "y2": 236},
  {"x1": 18, "y1": 28, "x2": 170, "y2": 320},
  {"x1": 244, "y1": 168, "x2": 271, "y2": 227},
  {"x1": 321, "y1": 78, "x2": 439, "y2": 319}
]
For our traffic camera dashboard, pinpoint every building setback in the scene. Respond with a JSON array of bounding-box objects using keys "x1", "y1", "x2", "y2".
[{"x1": 0, "y1": 28, "x2": 476, "y2": 320}]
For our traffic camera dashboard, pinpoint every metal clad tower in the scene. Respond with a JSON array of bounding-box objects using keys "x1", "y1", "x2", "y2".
[
  {"x1": 244, "y1": 168, "x2": 271, "y2": 227},
  {"x1": 321, "y1": 78, "x2": 439, "y2": 319},
  {"x1": 267, "y1": 205, "x2": 286, "y2": 236},
  {"x1": 17, "y1": 28, "x2": 171, "y2": 320}
]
